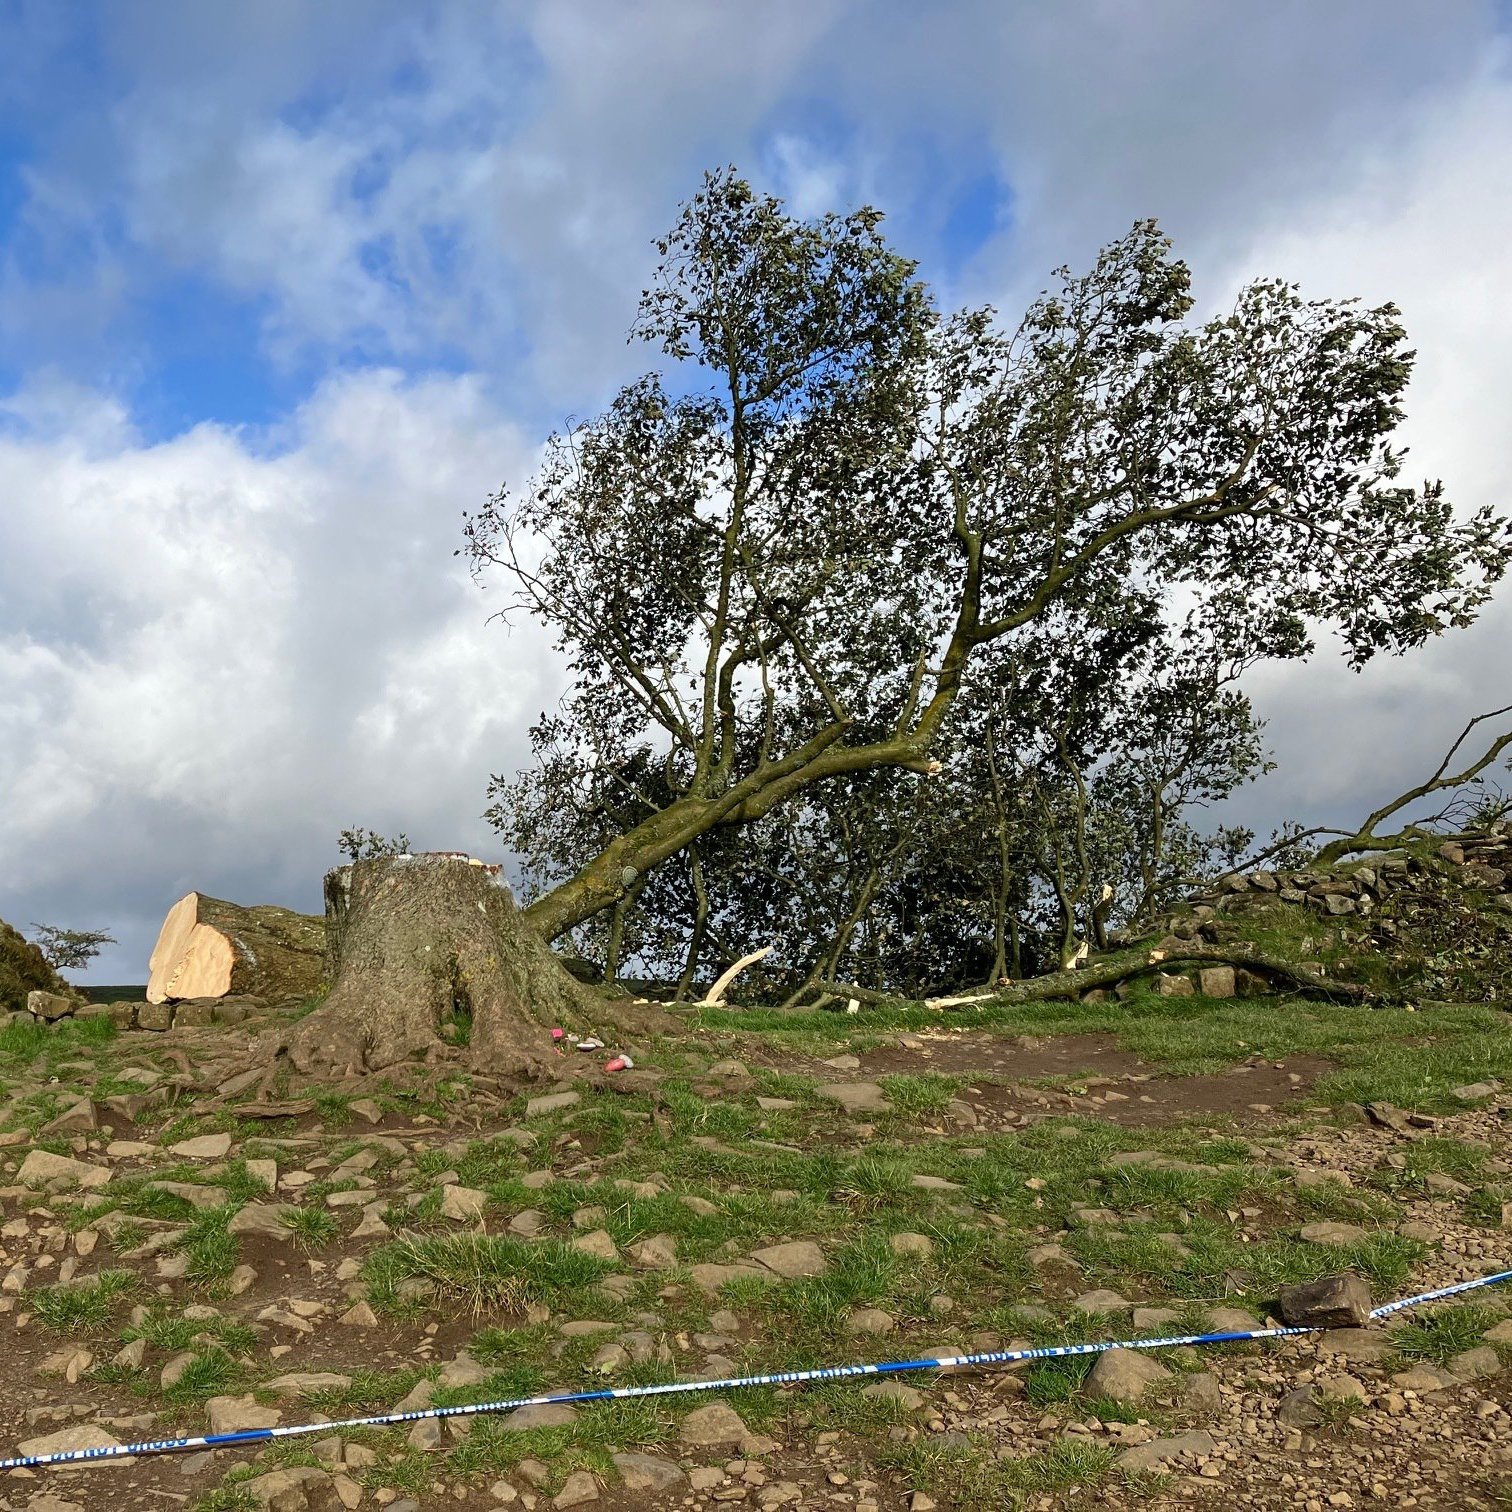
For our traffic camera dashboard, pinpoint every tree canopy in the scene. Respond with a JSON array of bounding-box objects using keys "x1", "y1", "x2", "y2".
[{"x1": 467, "y1": 169, "x2": 1512, "y2": 960}]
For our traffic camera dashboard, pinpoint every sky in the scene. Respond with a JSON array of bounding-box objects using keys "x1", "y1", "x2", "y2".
[{"x1": 2, "y1": 0, "x2": 1510, "y2": 983}]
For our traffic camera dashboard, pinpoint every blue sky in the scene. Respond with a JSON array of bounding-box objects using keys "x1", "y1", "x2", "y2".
[{"x1": 1, "y1": 1, "x2": 1509, "y2": 980}]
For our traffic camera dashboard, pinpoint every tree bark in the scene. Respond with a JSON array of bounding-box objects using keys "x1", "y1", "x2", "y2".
[
  {"x1": 823, "y1": 941, "x2": 1369, "y2": 1010},
  {"x1": 286, "y1": 854, "x2": 669, "y2": 1077},
  {"x1": 146, "y1": 893, "x2": 324, "y2": 1004}
]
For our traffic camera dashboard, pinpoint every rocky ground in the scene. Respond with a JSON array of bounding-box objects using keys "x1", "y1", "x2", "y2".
[{"x1": 0, "y1": 979, "x2": 1509, "y2": 1511}]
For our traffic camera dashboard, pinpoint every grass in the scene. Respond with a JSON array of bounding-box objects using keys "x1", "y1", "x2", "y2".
[
  {"x1": 1392, "y1": 1304, "x2": 1504, "y2": 1365},
  {"x1": 176, "y1": 1209, "x2": 241, "y2": 1284},
  {"x1": 365, "y1": 1233, "x2": 612, "y2": 1314},
  {"x1": 163, "y1": 1347, "x2": 249, "y2": 1403},
  {"x1": 31, "y1": 1269, "x2": 136, "y2": 1332},
  {"x1": 687, "y1": 985, "x2": 1512, "y2": 1112},
  {"x1": 878, "y1": 1433, "x2": 1118, "y2": 1510},
  {"x1": 124, "y1": 1309, "x2": 258, "y2": 1355},
  {"x1": 0, "y1": 1013, "x2": 115, "y2": 1064},
  {"x1": 281, "y1": 1207, "x2": 339, "y2": 1249},
  {"x1": 880, "y1": 1072, "x2": 963, "y2": 1118}
]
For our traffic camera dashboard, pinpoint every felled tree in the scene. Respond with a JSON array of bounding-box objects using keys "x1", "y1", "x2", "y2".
[{"x1": 294, "y1": 169, "x2": 1510, "y2": 1071}]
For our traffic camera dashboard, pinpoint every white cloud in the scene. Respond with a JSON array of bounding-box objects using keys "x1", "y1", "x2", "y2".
[
  {"x1": 1206, "y1": 69, "x2": 1512, "y2": 828},
  {"x1": 0, "y1": 371, "x2": 555, "y2": 979}
]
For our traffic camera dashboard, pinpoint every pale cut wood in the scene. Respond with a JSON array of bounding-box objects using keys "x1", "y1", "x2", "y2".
[
  {"x1": 146, "y1": 892, "x2": 324, "y2": 1004},
  {"x1": 700, "y1": 944, "x2": 773, "y2": 1006}
]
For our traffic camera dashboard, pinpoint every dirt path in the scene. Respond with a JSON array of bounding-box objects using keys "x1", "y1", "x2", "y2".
[{"x1": 770, "y1": 1029, "x2": 1333, "y2": 1128}]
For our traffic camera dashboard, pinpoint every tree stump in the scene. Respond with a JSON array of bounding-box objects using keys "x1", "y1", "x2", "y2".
[{"x1": 287, "y1": 853, "x2": 666, "y2": 1078}]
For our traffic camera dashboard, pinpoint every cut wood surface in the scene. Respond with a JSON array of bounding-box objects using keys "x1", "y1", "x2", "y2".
[
  {"x1": 700, "y1": 944, "x2": 773, "y2": 1006},
  {"x1": 146, "y1": 892, "x2": 324, "y2": 1004}
]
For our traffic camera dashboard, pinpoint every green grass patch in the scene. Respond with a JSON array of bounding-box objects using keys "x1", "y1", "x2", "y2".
[
  {"x1": 280, "y1": 1207, "x2": 339, "y2": 1249},
  {"x1": 365, "y1": 1233, "x2": 612, "y2": 1315},
  {"x1": 879, "y1": 1073, "x2": 963, "y2": 1118},
  {"x1": 879, "y1": 1433, "x2": 1116, "y2": 1509},
  {"x1": 30, "y1": 1269, "x2": 136, "y2": 1333},
  {"x1": 163, "y1": 1347, "x2": 249, "y2": 1403},
  {"x1": 1392, "y1": 1303, "x2": 1504, "y2": 1365}
]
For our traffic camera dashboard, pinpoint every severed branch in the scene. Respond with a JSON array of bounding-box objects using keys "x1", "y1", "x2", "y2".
[
  {"x1": 1312, "y1": 704, "x2": 1512, "y2": 866},
  {"x1": 822, "y1": 941, "x2": 1370, "y2": 1011},
  {"x1": 699, "y1": 944, "x2": 774, "y2": 1006}
]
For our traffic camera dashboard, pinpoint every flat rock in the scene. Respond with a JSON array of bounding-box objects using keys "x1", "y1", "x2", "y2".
[
  {"x1": 525, "y1": 1091, "x2": 580, "y2": 1118},
  {"x1": 503, "y1": 1403, "x2": 578, "y2": 1430},
  {"x1": 1317, "y1": 1327, "x2": 1393, "y2": 1363},
  {"x1": 1181, "y1": 1372, "x2": 1222, "y2": 1416},
  {"x1": 18, "y1": 1150, "x2": 111, "y2": 1191},
  {"x1": 678, "y1": 1400, "x2": 749, "y2": 1445},
  {"x1": 1451, "y1": 1082, "x2": 1498, "y2": 1100},
  {"x1": 1392, "y1": 1363, "x2": 1457, "y2": 1392},
  {"x1": 207, "y1": 1395, "x2": 283, "y2": 1436},
  {"x1": 750, "y1": 1240, "x2": 827, "y2": 1278},
  {"x1": 570, "y1": 1229, "x2": 620, "y2": 1262},
  {"x1": 169, "y1": 1133, "x2": 234, "y2": 1159},
  {"x1": 40, "y1": 1098, "x2": 97, "y2": 1134},
  {"x1": 1073, "y1": 1289, "x2": 1132, "y2": 1314},
  {"x1": 440, "y1": 1185, "x2": 487, "y2": 1221},
  {"x1": 690, "y1": 1262, "x2": 769, "y2": 1292},
  {"x1": 1084, "y1": 1348, "x2": 1170, "y2": 1403},
  {"x1": 889, "y1": 1232, "x2": 934, "y2": 1258},
  {"x1": 553, "y1": 1471, "x2": 600, "y2": 1508},
  {"x1": 613, "y1": 1452, "x2": 686, "y2": 1492},
  {"x1": 145, "y1": 1180, "x2": 226, "y2": 1210},
  {"x1": 265, "y1": 1372, "x2": 353, "y2": 1400},
  {"x1": 860, "y1": 1381, "x2": 924, "y2": 1409},
  {"x1": 16, "y1": 1424, "x2": 129, "y2": 1462},
  {"x1": 815, "y1": 1081, "x2": 890, "y2": 1114},
  {"x1": 1449, "y1": 1346, "x2": 1501, "y2": 1380},
  {"x1": 1278, "y1": 1385, "x2": 1324, "y2": 1427},
  {"x1": 1299, "y1": 1220, "x2": 1367, "y2": 1246},
  {"x1": 1117, "y1": 1430, "x2": 1216, "y2": 1472},
  {"x1": 243, "y1": 1467, "x2": 338, "y2": 1509},
  {"x1": 627, "y1": 1233, "x2": 678, "y2": 1269},
  {"x1": 437, "y1": 1355, "x2": 490, "y2": 1388},
  {"x1": 1207, "y1": 1307, "x2": 1259, "y2": 1332},
  {"x1": 228, "y1": 1203, "x2": 300, "y2": 1238},
  {"x1": 846, "y1": 1308, "x2": 896, "y2": 1335}
]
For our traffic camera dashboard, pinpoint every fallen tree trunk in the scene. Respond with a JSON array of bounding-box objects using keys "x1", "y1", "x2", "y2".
[
  {"x1": 819, "y1": 942, "x2": 1371, "y2": 1012},
  {"x1": 286, "y1": 853, "x2": 671, "y2": 1078},
  {"x1": 147, "y1": 893, "x2": 324, "y2": 1004}
]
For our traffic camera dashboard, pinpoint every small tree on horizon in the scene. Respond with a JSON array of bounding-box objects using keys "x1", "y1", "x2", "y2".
[{"x1": 28, "y1": 924, "x2": 116, "y2": 975}]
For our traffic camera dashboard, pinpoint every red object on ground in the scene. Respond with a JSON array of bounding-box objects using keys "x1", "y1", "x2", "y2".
[{"x1": 604, "y1": 1054, "x2": 634, "y2": 1073}]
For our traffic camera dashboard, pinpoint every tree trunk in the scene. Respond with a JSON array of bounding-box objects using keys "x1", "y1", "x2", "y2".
[
  {"x1": 286, "y1": 853, "x2": 668, "y2": 1078},
  {"x1": 147, "y1": 893, "x2": 324, "y2": 1004}
]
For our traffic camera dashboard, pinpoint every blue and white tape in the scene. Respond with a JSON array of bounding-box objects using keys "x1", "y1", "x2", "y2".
[{"x1": 5, "y1": 1267, "x2": 1509, "y2": 1472}]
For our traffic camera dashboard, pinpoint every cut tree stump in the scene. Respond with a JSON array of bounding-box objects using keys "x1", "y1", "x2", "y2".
[
  {"x1": 286, "y1": 853, "x2": 670, "y2": 1078},
  {"x1": 146, "y1": 893, "x2": 323, "y2": 1004}
]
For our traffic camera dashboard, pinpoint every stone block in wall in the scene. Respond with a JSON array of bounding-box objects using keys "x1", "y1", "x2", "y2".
[
  {"x1": 136, "y1": 1001, "x2": 172, "y2": 1031},
  {"x1": 1198, "y1": 966, "x2": 1237, "y2": 999}
]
